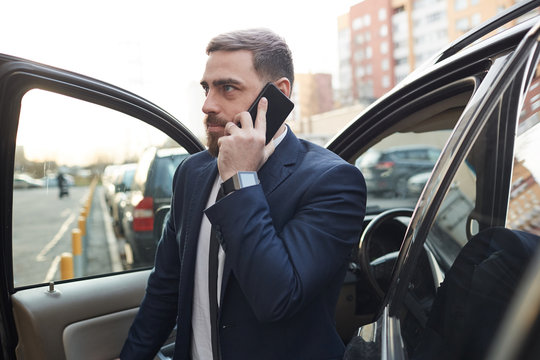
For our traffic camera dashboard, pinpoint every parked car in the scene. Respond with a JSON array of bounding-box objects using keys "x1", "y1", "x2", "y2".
[
  {"x1": 102, "y1": 164, "x2": 123, "y2": 212},
  {"x1": 2, "y1": 1, "x2": 540, "y2": 359},
  {"x1": 406, "y1": 171, "x2": 431, "y2": 197},
  {"x1": 12, "y1": 173, "x2": 44, "y2": 189},
  {"x1": 110, "y1": 163, "x2": 137, "y2": 236},
  {"x1": 357, "y1": 146, "x2": 440, "y2": 197},
  {"x1": 121, "y1": 147, "x2": 189, "y2": 266}
]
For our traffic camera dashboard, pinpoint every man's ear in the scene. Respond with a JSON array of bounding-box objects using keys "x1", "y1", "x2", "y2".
[{"x1": 274, "y1": 77, "x2": 291, "y2": 98}]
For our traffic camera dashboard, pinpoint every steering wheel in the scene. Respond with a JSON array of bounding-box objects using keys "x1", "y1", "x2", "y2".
[{"x1": 358, "y1": 208, "x2": 414, "y2": 300}]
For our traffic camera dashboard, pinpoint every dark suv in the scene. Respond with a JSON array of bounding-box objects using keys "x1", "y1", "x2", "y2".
[
  {"x1": 357, "y1": 145, "x2": 441, "y2": 197},
  {"x1": 122, "y1": 147, "x2": 189, "y2": 266}
]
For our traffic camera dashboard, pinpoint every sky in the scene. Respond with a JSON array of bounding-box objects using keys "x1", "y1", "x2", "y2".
[{"x1": 1, "y1": 0, "x2": 358, "y2": 139}]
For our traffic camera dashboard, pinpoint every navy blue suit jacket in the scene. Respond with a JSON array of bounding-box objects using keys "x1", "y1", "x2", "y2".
[{"x1": 121, "y1": 130, "x2": 366, "y2": 359}]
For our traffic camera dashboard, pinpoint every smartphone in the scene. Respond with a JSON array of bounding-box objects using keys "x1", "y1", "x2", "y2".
[{"x1": 247, "y1": 82, "x2": 294, "y2": 144}]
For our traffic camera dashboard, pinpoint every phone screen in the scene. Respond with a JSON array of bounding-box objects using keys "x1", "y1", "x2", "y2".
[{"x1": 247, "y1": 83, "x2": 294, "y2": 144}]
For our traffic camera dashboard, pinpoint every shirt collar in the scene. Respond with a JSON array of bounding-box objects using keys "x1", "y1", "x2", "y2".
[{"x1": 272, "y1": 125, "x2": 288, "y2": 148}]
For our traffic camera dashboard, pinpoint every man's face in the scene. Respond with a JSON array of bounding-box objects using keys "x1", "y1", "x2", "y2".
[{"x1": 200, "y1": 50, "x2": 265, "y2": 157}]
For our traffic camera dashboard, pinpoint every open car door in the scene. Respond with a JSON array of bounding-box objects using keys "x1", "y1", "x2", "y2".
[
  {"x1": 340, "y1": 11, "x2": 540, "y2": 360},
  {"x1": 0, "y1": 54, "x2": 205, "y2": 359}
]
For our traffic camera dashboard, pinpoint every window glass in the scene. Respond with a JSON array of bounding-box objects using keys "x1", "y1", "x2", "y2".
[
  {"x1": 507, "y1": 74, "x2": 540, "y2": 236},
  {"x1": 378, "y1": 8, "x2": 387, "y2": 21},
  {"x1": 354, "y1": 131, "x2": 448, "y2": 209},
  {"x1": 456, "y1": 17, "x2": 470, "y2": 32},
  {"x1": 380, "y1": 25, "x2": 388, "y2": 37},
  {"x1": 455, "y1": 0, "x2": 467, "y2": 11},
  {"x1": 364, "y1": 14, "x2": 371, "y2": 27},
  {"x1": 13, "y1": 89, "x2": 183, "y2": 287},
  {"x1": 380, "y1": 41, "x2": 389, "y2": 54}
]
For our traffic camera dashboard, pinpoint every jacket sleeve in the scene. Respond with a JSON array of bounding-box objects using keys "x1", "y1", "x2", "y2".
[{"x1": 205, "y1": 162, "x2": 366, "y2": 322}]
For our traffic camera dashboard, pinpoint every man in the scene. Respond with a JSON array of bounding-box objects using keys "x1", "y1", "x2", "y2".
[{"x1": 121, "y1": 28, "x2": 366, "y2": 360}]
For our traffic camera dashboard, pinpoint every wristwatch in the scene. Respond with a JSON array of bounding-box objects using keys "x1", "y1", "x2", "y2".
[{"x1": 221, "y1": 171, "x2": 259, "y2": 195}]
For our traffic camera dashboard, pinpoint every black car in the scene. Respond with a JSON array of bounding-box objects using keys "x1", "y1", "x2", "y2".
[
  {"x1": 2, "y1": 1, "x2": 540, "y2": 359},
  {"x1": 357, "y1": 145, "x2": 441, "y2": 197},
  {"x1": 121, "y1": 147, "x2": 189, "y2": 266}
]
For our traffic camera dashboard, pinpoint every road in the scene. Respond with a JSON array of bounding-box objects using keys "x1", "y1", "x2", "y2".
[{"x1": 12, "y1": 185, "x2": 122, "y2": 287}]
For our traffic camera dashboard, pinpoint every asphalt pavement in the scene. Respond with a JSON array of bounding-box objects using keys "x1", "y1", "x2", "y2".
[{"x1": 12, "y1": 183, "x2": 123, "y2": 288}]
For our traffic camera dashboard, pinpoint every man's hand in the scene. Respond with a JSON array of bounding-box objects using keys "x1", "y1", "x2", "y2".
[{"x1": 217, "y1": 97, "x2": 275, "y2": 181}]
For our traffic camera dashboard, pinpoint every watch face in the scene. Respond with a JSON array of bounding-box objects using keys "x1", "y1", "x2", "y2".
[{"x1": 239, "y1": 172, "x2": 259, "y2": 187}]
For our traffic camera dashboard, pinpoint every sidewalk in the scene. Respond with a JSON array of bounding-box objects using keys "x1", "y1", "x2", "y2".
[{"x1": 85, "y1": 185, "x2": 123, "y2": 276}]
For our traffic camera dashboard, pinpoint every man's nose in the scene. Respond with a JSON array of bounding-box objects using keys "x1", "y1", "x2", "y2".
[{"x1": 202, "y1": 91, "x2": 219, "y2": 114}]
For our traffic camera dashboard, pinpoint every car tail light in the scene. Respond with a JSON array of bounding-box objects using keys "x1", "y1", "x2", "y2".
[
  {"x1": 376, "y1": 161, "x2": 395, "y2": 169},
  {"x1": 133, "y1": 197, "x2": 154, "y2": 232}
]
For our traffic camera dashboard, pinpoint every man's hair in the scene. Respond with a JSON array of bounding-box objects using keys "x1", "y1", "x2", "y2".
[{"x1": 206, "y1": 28, "x2": 294, "y2": 88}]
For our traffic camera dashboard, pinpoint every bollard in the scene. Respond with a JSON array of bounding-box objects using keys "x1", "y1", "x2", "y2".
[
  {"x1": 78, "y1": 215, "x2": 86, "y2": 237},
  {"x1": 60, "y1": 253, "x2": 74, "y2": 280},
  {"x1": 72, "y1": 228, "x2": 83, "y2": 277},
  {"x1": 78, "y1": 215, "x2": 88, "y2": 270}
]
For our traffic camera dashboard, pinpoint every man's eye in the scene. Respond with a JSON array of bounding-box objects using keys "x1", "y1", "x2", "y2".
[
  {"x1": 223, "y1": 85, "x2": 235, "y2": 92},
  {"x1": 202, "y1": 87, "x2": 209, "y2": 96}
]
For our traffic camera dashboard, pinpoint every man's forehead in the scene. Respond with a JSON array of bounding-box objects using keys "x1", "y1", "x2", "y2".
[{"x1": 202, "y1": 51, "x2": 255, "y2": 81}]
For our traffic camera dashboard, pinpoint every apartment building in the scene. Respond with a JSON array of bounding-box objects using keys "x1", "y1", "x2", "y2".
[
  {"x1": 337, "y1": 0, "x2": 523, "y2": 105},
  {"x1": 347, "y1": 0, "x2": 395, "y2": 102}
]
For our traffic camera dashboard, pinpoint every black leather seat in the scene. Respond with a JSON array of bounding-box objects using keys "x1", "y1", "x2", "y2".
[{"x1": 413, "y1": 227, "x2": 539, "y2": 360}]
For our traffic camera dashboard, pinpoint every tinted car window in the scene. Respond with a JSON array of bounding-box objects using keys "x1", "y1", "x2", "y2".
[
  {"x1": 355, "y1": 134, "x2": 449, "y2": 206},
  {"x1": 151, "y1": 151, "x2": 185, "y2": 198}
]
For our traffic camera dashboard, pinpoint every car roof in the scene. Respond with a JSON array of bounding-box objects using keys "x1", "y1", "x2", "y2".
[{"x1": 155, "y1": 147, "x2": 189, "y2": 158}]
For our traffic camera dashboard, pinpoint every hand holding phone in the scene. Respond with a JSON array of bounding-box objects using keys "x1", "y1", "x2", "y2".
[{"x1": 247, "y1": 83, "x2": 294, "y2": 144}]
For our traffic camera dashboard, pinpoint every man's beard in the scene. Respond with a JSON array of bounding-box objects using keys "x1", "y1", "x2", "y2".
[{"x1": 205, "y1": 114, "x2": 228, "y2": 157}]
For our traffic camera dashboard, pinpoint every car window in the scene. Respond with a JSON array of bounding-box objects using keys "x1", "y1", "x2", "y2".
[
  {"x1": 347, "y1": 86, "x2": 476, "y2": 212},
  {"x1": 353, "y1": 115, "x2": 455, "y2": 210},
  {"x1": 12, "y1": 89, "x2": 184, "y2": 288},
  {"x1": 507, "y1": 78, "x2": 540, "y2": 233}
]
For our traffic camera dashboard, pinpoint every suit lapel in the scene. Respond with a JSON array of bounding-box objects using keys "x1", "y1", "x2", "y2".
[
  {"x1": 187, "y1": 157, "x2": 218, "y2": 246},
  {"x1": 176, "y1": 152, "x2": 217, "y2": 351},
  {"x1": 258, "y1": 128, "x2": 300, "y2": 195},
  {"x1": 180, "y1": 154, "x2": 217, "y2": 296}
]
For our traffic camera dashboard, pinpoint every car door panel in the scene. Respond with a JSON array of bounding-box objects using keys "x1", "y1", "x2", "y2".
[
  {"x1": 63, "y1": 308, "x2": 139, "y2": 360},
  {"x1": 12, "y1": 271, "x2": 149, "y2": 359}
]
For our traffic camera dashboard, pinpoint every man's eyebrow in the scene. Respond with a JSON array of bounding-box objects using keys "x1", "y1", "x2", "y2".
[{"x1": 200, "y1": 78, "x2": 242, "y2": 87}]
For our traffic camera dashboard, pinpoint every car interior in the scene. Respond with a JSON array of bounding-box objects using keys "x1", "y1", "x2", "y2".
[{"x1": 336, "y1": 84, "x2": 475, "y2": 341}]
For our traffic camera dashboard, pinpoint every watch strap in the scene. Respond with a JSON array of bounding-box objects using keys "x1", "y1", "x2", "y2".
[{"x1": 221, "y1": 175, "x2": 237, "y2": 195}]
